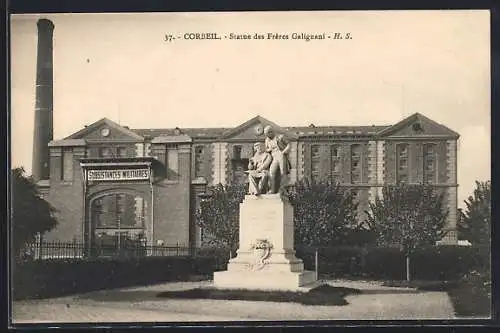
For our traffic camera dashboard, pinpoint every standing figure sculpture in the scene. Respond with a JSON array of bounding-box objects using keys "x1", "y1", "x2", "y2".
[
  {"x1": 264, "y1": 125, "x2": 291, "y2": 194},
  {"x1": 247, "y1": 142, "x2": 272, "y2": 196}
]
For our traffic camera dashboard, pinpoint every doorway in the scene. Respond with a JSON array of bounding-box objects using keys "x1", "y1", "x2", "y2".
[{"x1": 90, "y1": 193, "x2": 149, "y2": 257}]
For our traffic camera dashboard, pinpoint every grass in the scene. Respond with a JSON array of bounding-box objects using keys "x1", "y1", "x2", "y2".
[
  {"x1": 157, "y1": 284, "x2": 362, "y2": 306},
  {"x1": 382, "y1": 271, "x2": 492, "y2": 318},
  {"x1": 446, "y1": 271, "x2": 491, "y2": 318}
]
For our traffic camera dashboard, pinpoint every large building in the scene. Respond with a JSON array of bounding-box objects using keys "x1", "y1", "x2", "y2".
[
  {"x1": 37, "y1": 113, "x2": 460, "y2": 249},
  {"x1": 29, "y1": 19, "x2": 460, "y2": 255}
]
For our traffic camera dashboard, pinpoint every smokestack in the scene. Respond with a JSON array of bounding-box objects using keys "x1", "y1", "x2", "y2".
[{"x1": 32, "y1": 18, "x2": 54, "y2": 182}]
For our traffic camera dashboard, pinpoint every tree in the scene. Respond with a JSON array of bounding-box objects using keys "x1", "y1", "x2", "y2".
[
  {"x1": 458, "y1": 180, "x2": 491, "y2": 246},
  {"x1": 196, "y1": 183, "x2": 246, "y2": 254},
  {"x1": 281, "y1": 178, "x2": 359, "y2": 247},
  {"x1": 364, "y1": 183, "x2": 448, "y2": 281},
  {"x1": 11, "y1": 167, "x2": 58, "y2": 259}
]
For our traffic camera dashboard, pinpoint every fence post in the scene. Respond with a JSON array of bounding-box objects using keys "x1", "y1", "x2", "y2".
[
  {"x1": 315, "y1": 248, "x2": 319, "y2": 281},
  {"x1": 39, "y1": 238, "x2": 44, "y2": 260},
  {"x1": 35, "y1": 233, "x2": 41, "y2": 260},
  {"x1": 73, "y1": 237, "x2": 77, "y2": 259},
  {"x1": 177, "y1": 242, "x2": 179, "y2": 256}
]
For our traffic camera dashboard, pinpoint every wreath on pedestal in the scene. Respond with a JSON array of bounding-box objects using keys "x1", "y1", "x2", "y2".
[{"x1": 248, "y1": 239, "x2": 273, "y2": 271}]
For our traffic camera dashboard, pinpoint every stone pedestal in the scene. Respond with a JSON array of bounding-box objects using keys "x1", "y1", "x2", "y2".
[{"x1": 213, "y1": 194, "x2": 317, "y2": 291}]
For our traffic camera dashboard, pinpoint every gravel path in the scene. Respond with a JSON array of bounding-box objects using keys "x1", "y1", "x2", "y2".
[{"x1": 12, "y1": 279, "x2": 456, "y2": 323}]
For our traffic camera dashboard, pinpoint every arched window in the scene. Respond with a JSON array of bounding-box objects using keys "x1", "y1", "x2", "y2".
[
  {"x1": 311, "y1": 145, "x2": 321, "y2": 181},
  {"x1": 93, "y1": 194, "x2": 145, "y2": 229},
  {"x1": 396, "y1": 143, "x2": 409, "y2": 183},
  {"x1": 330, "y1": 145, "x2": 342, "y2": 183},
  {"x1": 351, "y1": 144, "x2": 362, "y2": 184},
  {"x1": 423, "y1": 143, "x2": 437, "y2": 184},
  {"x1": 233, "y1": 145, "x2": 242, "y2": 160}
]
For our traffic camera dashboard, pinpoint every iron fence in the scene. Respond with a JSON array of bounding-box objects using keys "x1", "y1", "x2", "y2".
[{"x1": 21, "y1": 240, "x2": 208, "y2": 260}]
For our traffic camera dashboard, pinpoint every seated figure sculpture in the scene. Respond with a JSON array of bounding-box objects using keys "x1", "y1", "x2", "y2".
[{"x1": 247, "y1": 142, "x2": 272, "y2": 196}]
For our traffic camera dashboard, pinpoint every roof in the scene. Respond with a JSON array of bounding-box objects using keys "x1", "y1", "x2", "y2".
[
  {"x1": 132, "y1": 127, "x2": 230, "y2": 138},
  {"x1": 285, "y1": 125, "x2": 391, "y2": 136},
  {"x1": 131, "y1": 125, "x2": 392, "y2": 138},
  {"x1": 68, "y1": 112, "x2": 458, "y2": 141}
]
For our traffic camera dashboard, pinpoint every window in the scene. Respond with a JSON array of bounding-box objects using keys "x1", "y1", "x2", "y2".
[
  {"x1": 93, "y1": 198, "x2": 103, "y2": 227},
  {"x1": 350, "y1": 144, "x2": 362, "y2": 184},
  {"x1": 61, "y1": 148, "x2": 73, "y2": 181},
  {"x1": 166, "y1": 145, "x2": 179, "y2": 180},
  {"x1": 423, "y1": 144, "x2": 436, "y2": 184},
  {"x1": 396, "y1": 143, "x2": 409, "y2": 183},
  {"x1": 99, "y1": 147, "x2": 113, "y2": 158},
  {"x1": 134, "y1": 197, "x2": 144, "y2": 227},
  {"x1": 116, "y1": 194, "x2": 125, "y2": 226},
  {"x1": 233, "y1": 145, "x2": 242, "y2": 160},
  {"x1": 311, "y1": 145, "x2": 320, "y2": 181},
  {"x1": 195, "y1": 145, "x2": 205, "y2": 178},
  {"x1": 330, "y1": 145, "x2": 342, "y2": 183},
  {"x1": 117, "y1": 147, "x2": 128, "y2": 158},
  {"x1": 93, "y1": 194, "x2": 145, "y2": 230}
]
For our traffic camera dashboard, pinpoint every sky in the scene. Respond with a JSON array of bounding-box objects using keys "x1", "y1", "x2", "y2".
[{"x1": 10, "y1": 11, "x2": 490, "y2": 208}]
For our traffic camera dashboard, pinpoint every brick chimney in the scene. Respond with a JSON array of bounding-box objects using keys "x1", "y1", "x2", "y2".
[{"x1": 32, "y1": 19, "x2": 54, "y2": 182}]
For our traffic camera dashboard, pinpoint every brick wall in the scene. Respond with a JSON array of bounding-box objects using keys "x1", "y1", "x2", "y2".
[
  {"x1": 44, "y1": 146, "x2": 86, "y2": 242},
  {"x1": 153, "y1": 144, "x2": 191, "y2": 246}
]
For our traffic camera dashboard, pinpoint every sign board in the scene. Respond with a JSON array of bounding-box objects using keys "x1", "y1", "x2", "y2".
[{"x1": 87, "y1": 169, "x2": 150, "y2": 181}]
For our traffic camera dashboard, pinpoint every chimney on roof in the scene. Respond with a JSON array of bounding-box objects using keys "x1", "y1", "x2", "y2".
[{"x1": 32, "y1": 18, "x2": 54, "y2": 182}]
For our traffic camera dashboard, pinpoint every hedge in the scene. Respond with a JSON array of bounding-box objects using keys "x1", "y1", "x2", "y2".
[
  {"x1": 12, "y1": 256, "x2": 214, "y2": 300},
  {"x1": 294, "y1": 245, "x2": 490, "y2": 281},
  {"x1": 204, "y1": 245, "x2": 489, "y2": 281}
]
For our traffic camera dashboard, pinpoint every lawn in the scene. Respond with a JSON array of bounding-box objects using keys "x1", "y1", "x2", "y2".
[
  {"x1": 446, "y1": 270, "x2": 491, "y2": 318},
  {"x1": 382, "y1": 271, "x2": 491, "y2": 318},
  {"x1": 157, "y1": 284, "x2": 362, "y2": 306}
]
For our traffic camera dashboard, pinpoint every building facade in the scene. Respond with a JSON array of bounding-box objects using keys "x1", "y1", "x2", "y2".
[{"x1": 37, "y1": 113, "x2": 460, "y2": 252}]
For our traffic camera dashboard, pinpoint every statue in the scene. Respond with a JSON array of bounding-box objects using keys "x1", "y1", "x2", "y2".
[
  {"x1": 247, "y1": 142, "x2": 272, "y2": 196},
  {"x1": 264, "y1": 125, "x2": 291, "y2": 194}
]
